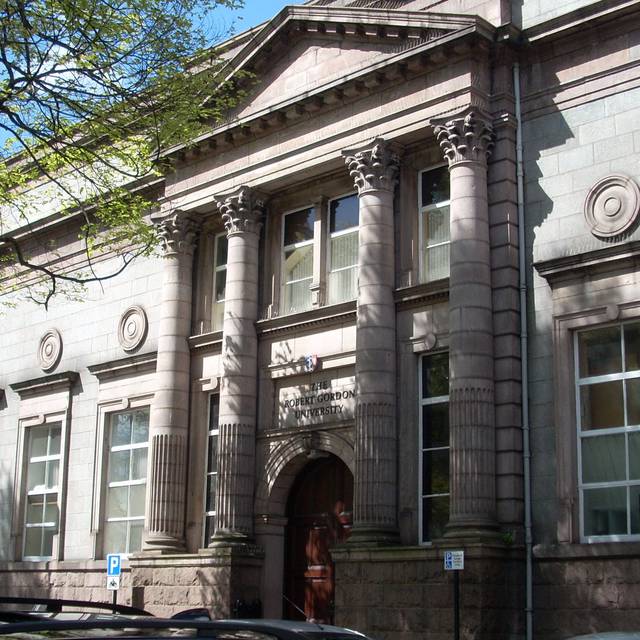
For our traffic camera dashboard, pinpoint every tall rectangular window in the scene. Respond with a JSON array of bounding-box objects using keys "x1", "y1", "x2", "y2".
[
  {"x1": 327, "y1": 193, "x2": 358, "y2": 305},
  {"x1": 419, "y1": 352, "x2": 449, "y2": 543},
  {"x1": 23, "y1": 424, "x2": 61, "y2": 560},
  {"x1": 212, "y1": 232, "x2": 228, "y2": 332},
  {"x1": 420, "y1": 166, "x2": 450, "y2": 283},
  {"x1": 282, "y1": 208, "x2": 314, "y2": 314},
  {"x1": 577, "y1": 321, "x2": 640, "y2": 540},
  {"x1": 203, "y1": 396, "x2": 219, "y2": 545},
  {"x1": 103, "y1": 408, "x2": 149, "y2": 555}
]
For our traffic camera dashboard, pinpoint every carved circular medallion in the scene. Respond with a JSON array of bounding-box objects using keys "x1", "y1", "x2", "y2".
[
  {"x1": 118, "y1": 306, "x2": 148, "y2": 353},
  {"x1": 584, "y1": 174, "x2": 640, "y2": 239},
  {"x1": 38, "y1": 329, "x2": 62, "y2": 372}
]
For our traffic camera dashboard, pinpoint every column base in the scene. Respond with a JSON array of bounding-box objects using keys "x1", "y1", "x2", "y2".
[
  {"x1": 140, "y1": 534, "x2": 186, "y2": 554},
  {"x1": 346, "y1": 525, "x2": 399, "y2": 547},
  {"x1": 208, "y1": 530, "x2": 254, "y2": 549},
  {"x1": 443, "y1": 518, "x2": 501, "y2": 542}
]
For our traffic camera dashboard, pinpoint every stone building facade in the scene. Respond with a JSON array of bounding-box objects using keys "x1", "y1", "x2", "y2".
[{"x1": 2, "y1": 0, "x2": 640, "y2": 638}]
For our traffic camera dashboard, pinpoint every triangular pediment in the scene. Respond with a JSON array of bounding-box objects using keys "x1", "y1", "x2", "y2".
[{"x1": 224, "y1": 5, "x2": 485, "y2": 119}]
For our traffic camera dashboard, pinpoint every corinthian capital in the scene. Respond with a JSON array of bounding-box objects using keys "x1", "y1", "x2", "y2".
[
  {"x1": 216, "y1": 186, "x2": 266, "y2": 236},
  {"x1": 343, "y1": 138, "x2": 401, "y2": 195},
  {"x1": 433, "y1": 109, "x2": 494, "y2": 166},
  {"x1": 159, "y1": 211, "x2": 201, "y2": 256}
]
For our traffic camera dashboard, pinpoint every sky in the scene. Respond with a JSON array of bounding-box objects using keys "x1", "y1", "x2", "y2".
[{"x1": 212, "y1": 1, "x2": 307, "y2": 39}]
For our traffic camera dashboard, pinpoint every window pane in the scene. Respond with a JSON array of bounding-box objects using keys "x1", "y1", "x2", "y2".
[
  {"x1": 422, "y1": 352, "x2": 449, "y2": 398},
  {"x1": 215, "y1": 234, "x2": 228, "y2": 268},
  {"x1": 214, "y1": 269, "x2": 227, "y2": 303},
  {"x1": 206, "y1": 475, "x2": 217, "y2": 512},
  {"x1": 330, "y1": 230, "x2": 358, "y2": 271},
  {"x1": 109, "y1": 450, "x2": 130, "y2": 482},
  {"x1": 579, "y1": 326, "x2": 622, "y2": 378},
  {"x1": 284, "y1": 278, "x2": 312, "y2": 314},
  {"x1": 327, "y1": 266, "x2": 357, "y2": 305},
  {"x1": 422, "y1": 495, "x2": 449, "y2": 542},
  {"x1": 208, "y1": 435, "x2": 218, "y2": 473},
  {"x1": 627, "y1": 378, "x2": 640, "y2": 426},
  {"x1": 106, "y1": 486, "x2": 128, "y2": 518},
  {"x1": 131, "y1": 449, "x2": 147, "y2": 480},
  {"x1": 24, "y1": 528, "x2": 43, "y2": 558},
  {"x1": 26, "y1": 496, "x2": 44, "y2": 525},
  {"x1": 630, "y1": 485, "x2": 640, "y2": 534},
  {"x1": 30, "y1": 429, "x2": 48, "y2": 458},
  {"x1": 46, "y1": 460, "x2": 59, "y2": 490},
  {"x1": 423, "y1": 449, "x2": 449, "y2": 495},
  {"x1": 581, "y1": 434, "x2": 625, "y2": 483},
  {"x1": 112, "y1": 414, "x2": 131, "y2": 447},
  {"x1": 103, "y1": 521, "x2": 127, "y2": 555},
  {"x1": 625, "y1": 323, "x2": 640, "y2": 371},
  {"x1": 330, "y1": 195, "x2": 358, "y2": 233},
  {"x1": 284, "y1": 245, "x2": 313, "y2": 284},
  {"x1": 630, "y1": 433, "x2": 640, "y2": 480},
  {"x1": 128, "y1": 521, "x2": 143, "y2": 553},
  {"x1": 284, "y1": 209, "x2": 314, "y2": 246},
  {"x1": 42, "y1": 527, "x2": 55, "y2": 558},
  {"x1": 425, "y1": 206, "x2": 450, "y2": 245},
  {"x1": 27, "y1": 461, "x2": 46, "y2": 491},
  {"x1": 131, "y1": 411, "x2": 149, "y2": 444},
  {"x1": 204, "y1": 515, "x2": 215, "y2": 545},
  {"x1": 49, "y1": 427, "x2": 62, "y2": 456},
  {"x1": 422, "y1": 403, "x2": 449, "y2": 448},
  {"x1": 583, "y1": 487, "x2": 627, "y2": 536},
  {"x1": 424, "y1": 244, "x2": 450, "y2": 283},
  {"x1": 44, "y1": 495, "x2": 58, "y2": 525},
  {"x1": 580, "y1": 381, "x2": 624, "y2": 429},
  {"x1": 212, "y1": 301, "x2": 225, "y2": 332},
  {"x1": 129, "y1": 484, "x2": 146, "y2": 518},
  {"x1": 209, "y1": 398, "x2": 219, "y2": 431},
  {"x1": 421, "y1": 166, "x2": 449, "y2": 207}
]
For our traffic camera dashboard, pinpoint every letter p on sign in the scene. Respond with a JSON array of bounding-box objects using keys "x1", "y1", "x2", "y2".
[{"x1": 107, "y1": 554, "x2": 121, "y2": 577}]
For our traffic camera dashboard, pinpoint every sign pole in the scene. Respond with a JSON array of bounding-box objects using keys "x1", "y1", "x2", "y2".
[
  {"x1": 444, "y1": 550, "x2": 464, "y2": 640},
  {"x1": 112, "y1": 588, "x2": 117, "y2": 614},
  {"x1": 453, "y1": 570, "x2": 460, "y2": 640}
]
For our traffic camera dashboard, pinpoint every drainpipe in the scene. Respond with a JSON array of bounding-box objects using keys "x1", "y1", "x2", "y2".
[{"x1": 513, "y1": 62, "x2": 533, "y2": 640}]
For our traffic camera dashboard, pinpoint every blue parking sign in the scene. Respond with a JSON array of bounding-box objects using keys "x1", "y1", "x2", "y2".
[{"x1": 106, "y1": 554, "x2": 121, "y2": 577}]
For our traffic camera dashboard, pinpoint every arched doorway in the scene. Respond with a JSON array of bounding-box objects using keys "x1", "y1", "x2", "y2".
[{"x1": 283, "y1": 454, "x2": 353, "y2": 623}]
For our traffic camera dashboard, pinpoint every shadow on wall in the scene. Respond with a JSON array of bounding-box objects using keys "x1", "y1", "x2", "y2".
[
  {"x1": 0, "y1": 466, "x2": 12, "y2": 562},
  {"x1": 519, "y1": 20, "x2": 640, "y2": 640}
]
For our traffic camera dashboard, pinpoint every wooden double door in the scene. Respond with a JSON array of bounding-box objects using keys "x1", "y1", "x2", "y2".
[{"x1": 284, "y1": 455, "x2": 353, "y2": 624}]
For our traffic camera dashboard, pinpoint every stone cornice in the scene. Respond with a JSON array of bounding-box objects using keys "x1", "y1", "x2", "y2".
[
  {"x1": 524, "y1": 0, "x2": 640, "y2": 43},
  {"x1": 534, "y1": 240, "x2": 640, "y2": 285},
  {"x1": 10, "y1": 371, "x2": 78, "y2": 398},
  {"x1": 394, "y1": 281, "x2": 450, "y2": 310},
  {"x1": 160, "y1": 17, "x2": 494, "y2": 163},
  {"x1": 188, "y1": 331, "x2": 223, "y2": 353},
  {"x1": 257, "y1": 302, "x2": 357, "y2": 338},
  {"x1": 87, "y1": 351, "x2": 157, "y2": 381}
]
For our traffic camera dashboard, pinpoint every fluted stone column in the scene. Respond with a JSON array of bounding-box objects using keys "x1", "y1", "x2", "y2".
[
  {"x1": 144, "y1": 211, "x2": 200, "y2": 552},
  {"x1": 433, "y1": 109, "x2": 498, "y2": 537},
  {"x1": 210, "y1": 186, "x2": 264, "y2": 546},
  {"x1": 343, "y1": 139, "x2": 401, "y2": 544}
]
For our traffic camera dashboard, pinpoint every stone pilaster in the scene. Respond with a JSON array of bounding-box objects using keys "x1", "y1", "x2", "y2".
[
  {"x1": 433, "y1": 109, "x2": 498, "y2": 537},
  {"x1": 144, "y1": 211, "x2": 200, "y2": 552},
  {"x1": 343, "y1": 138, "x2": 400, "y2": 544},
  {"x1": 210, "y1": 186, "x2": 265, "y2": 546}
]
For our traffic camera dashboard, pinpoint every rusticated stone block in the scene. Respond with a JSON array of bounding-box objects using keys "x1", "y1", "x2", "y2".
[{"x1": 174, "y1": 567, "x2": 199, "y2": 586}]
